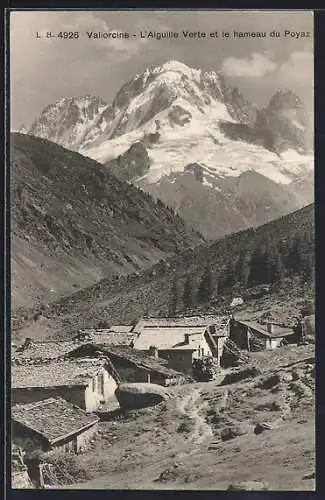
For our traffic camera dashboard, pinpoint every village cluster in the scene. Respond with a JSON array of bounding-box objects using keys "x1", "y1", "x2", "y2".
[{"x1": 11, "y1": 310, "x2": 306, "y2": 488}]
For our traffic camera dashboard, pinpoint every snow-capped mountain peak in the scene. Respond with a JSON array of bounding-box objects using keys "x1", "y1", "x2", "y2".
[
  {"x1": 17, "y1": 124, "x2": 27, "y2": 134},
  {"x1": 28, "y1": 95, "x2": 110, "y2": 151},
  {"x1": 24, "y1": 60, "x2": 313, "y2": 240}
]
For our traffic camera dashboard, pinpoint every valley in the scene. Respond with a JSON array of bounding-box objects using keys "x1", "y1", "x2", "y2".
[
  {"x1": 11, "y1": 53, "x2": 315, "y2": 493},
  {"x1": 11, "y1": 133, "x2": 203, "y2": 309}
]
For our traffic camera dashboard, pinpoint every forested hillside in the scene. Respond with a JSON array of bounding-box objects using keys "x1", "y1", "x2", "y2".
[{"x1": 12, "y1": 204, "x2": 314, "y2": 339}]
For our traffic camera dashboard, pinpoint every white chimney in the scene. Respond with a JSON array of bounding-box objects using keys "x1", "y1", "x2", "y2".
[{"x1": 148, "y1": 345, "x2": 159, "y2": 358}]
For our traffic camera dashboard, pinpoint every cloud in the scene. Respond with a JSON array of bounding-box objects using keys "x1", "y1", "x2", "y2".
[
  {"x1": 221, "y1": 52, "x2": 277, "y2": 78},
  {"x1": 10, "y1": 11, "x2": 147, "y2": 70},
  {"x1": 279, "y1": 51, "x2": 313, "y2": 82}
]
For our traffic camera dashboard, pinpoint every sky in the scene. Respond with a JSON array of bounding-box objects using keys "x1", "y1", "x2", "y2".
[{"x1": 10, "y1": 10, "x2": 314, "y2": 129}]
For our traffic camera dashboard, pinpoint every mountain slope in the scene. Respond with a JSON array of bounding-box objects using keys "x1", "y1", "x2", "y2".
[
  {"x1": 11, "y1": 133, "x2": 204, "y2": 309},
  {"x1": 12, "y1": 203, "x2": 314, "y2": 338},
  {"x1": 26, "y1": 61, "x2": 313, "y2": 240}
]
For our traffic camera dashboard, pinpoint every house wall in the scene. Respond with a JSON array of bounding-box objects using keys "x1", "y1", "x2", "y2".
[
  {"x1": 12, "y1": 422, "x2": 49, "y2": 454},
  {"x1": 192, "y1": 336, "x2": 212, "y2": 358},
  {"x1": 268, "y1": 338, "x2": 283, "y2": 349},
  {"x1": 75, "y1": 423, "x2": 98, "y2": 452},
  {"x1": 113, "y1": 365, "x2": 151, "y2": 383},
  {"x1": 12, "y1": 369, "x2": 117, "y2": 413},
  {"x1": 48, "y1": 423, "x2": 98, "y2": 454},
  {"x1": 229, "y1": 322, "x2": 250, "y2": 349},
  {"x1": 249, "y1": 330, "x2": 284, "y2": 350},
  {"x1": 110, "y1": 356, "x2": 174, "y2": 385},
  {"x1": 159, "y1": 350, "x2": 194, "y2": 376},
  {"x1": 250, "y1": 329, "x2": 268, "y2": 350},
  {"x1": 215, "y1": 337, "x2": 228, "y2": 364},
  {"x1": 150, "y1": 371, "x2": 176, "y2": 385},
  {"x1": 84, "y1": 367, "x2": 118, "y2": 412}
]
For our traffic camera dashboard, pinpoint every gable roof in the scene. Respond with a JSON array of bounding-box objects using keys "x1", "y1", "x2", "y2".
[
  {"x1": 236, "y1": 320, "x2": 293, "y2": 338},
  {"x1": 12, "y1": 340, "x2": 82, "y2": 363},
  {"x1": 134, "y1": 315, "x2": 229, "y2": 330},
  {"x1": 12, "y1": 358, "x2": 112, "y2": 389},
  {"x1": 75, "y1": 329, "x2": 136, "y2": 346},
  {"x1": 133, "y1": 327, "x2": 206, "y2": 351},
  {"x1": 71, "y1": 343, "x2": 189, "y2": 379},
  {"x1": 12, "y1": 398, "x2": 99, "y2": 445}
]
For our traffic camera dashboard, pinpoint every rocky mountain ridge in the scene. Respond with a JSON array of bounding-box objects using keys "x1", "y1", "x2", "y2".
[{"x1": 23, "y1": 60, "x2": 314, "y2": 239}]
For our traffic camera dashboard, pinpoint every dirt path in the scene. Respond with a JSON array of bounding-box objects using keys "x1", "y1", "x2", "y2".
[{"x1": 177, "y1": 388, "x2": 213, "y2": 446}]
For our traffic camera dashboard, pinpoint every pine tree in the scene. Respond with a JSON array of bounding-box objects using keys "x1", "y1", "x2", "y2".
[
  {"x1": 219, "y1": 261, "x2": 236, "y2": 291},
  {"x1": 248, "y1": 246, "x2": 268, "y2": 285},
  {"x1": 235, "y1": 250, "x2": 251, "y2": 286},
  {"x1": 265, "y1": 244, "x2": 285, "y2": 283},
  {"x1": 287, "y1": 236, "x2": 302, "y2": 273},
  {"x1": 168, "y1": 278, "x2": 178, "y2": 316},
  {"x1": 183, "y1": 275, "x2": 195, "y2": 310},
  {"x1": 197, "y1": 265, "x2": 215, "y2": 303}
]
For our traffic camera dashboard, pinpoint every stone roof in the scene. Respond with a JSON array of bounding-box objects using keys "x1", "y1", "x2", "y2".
[
  {"x1": 76, "y1": 329, "x2": 136, "y2": 346},
  {"x1": 12, "y1": 340, "x2": 82, "y2": 362},
  {"x1": 133, "y1": 327, "x2": 205, "y2": 350},
  {"x1": 134, "y1": 315, "x2": 229, "y2": 330},
  {"x1": 236, "y1": 320, "x2": 293, "y2": 338},
  {"x1": 12, "y1": 398, "x2": 99, "y2": 445},
  {"x1": 85, "y1": 344, "x2": 188, "y2": 379},
  {"x1": 12, "y1": 358, "x2": 109, "y2": 389}
]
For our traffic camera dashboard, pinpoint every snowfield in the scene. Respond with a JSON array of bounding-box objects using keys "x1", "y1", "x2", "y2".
[
  {"x1": 27, "y1": 59, "x2": 314, "y2": 194},
  {"x1": 82, "y1": 94, "x2": 313, "y2": 187}
]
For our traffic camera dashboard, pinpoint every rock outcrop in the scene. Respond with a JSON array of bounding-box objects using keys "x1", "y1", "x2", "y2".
[{"x1": 115, "y1": 383, "x2": 174, "y2": 410}]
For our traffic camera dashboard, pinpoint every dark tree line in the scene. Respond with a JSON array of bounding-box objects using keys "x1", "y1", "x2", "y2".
[{"x1": 167, "y1": 229, "x2": 314, "y2": 315}]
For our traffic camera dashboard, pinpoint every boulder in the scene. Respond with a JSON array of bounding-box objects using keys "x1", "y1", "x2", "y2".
[
  {"x1": 115, "y1": 383, "x2": 174, "y2": 410},
  {"x1": 254, "y1": 421, "x2": 278, "y2": 435},
  {"x1": 228, "y1": 480, "x2": 269, "y2": 491},
  {"x1": 220, "y1": 366, "x2": 260, "y2": 386},
  {"x1": 257, "y1": 373, "x2": 281, "y2": 390},
  {"x1": 220, "y1": 421, "x2": 251, "y2": 441}
]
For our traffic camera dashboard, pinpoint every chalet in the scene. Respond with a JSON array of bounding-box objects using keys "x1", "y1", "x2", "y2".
[
  {"x1": 12, "y1": 398, "x2": 99, "y2": 455},
  {"x1": 12, "y1": 358, "x2": 120, "y2": 412},
  {"x1": 230, "y1": 319, "x2": 295, "y2": 350},
  {"x1": 133, "y1": 316, "x2": 230, "y2": 375},
  {"x1": 64, "y1": 343, "x2": 189, "y2": 386}
]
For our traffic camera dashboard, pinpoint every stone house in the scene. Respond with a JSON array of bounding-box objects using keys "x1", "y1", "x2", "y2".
[
  {"x1": 12, "y1": 357, "x2": 120, "y2": 412},
  {"x1": 133, "y1": 316, "x2": 230, "y2": 375},
  {"x1": 64, "y1": 343, "x2": 188, "y2": 386},
  {"x1": 12, "y1": 397, "x2": 99, "y2": 455},
  {"x1": 230, "y1": 319, "x2": 295, "y2": 350}
]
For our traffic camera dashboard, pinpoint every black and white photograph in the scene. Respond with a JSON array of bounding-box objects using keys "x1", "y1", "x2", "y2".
[{"x1": 10, "y1": 9, "x2": 315, "y2": 491}]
